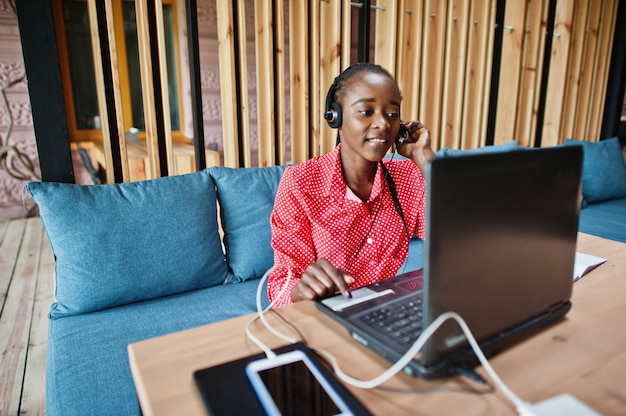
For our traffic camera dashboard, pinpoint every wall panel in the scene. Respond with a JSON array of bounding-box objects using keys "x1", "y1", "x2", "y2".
[{"x1": 28, "y1": 0, "x2": 619, "y2": 180}]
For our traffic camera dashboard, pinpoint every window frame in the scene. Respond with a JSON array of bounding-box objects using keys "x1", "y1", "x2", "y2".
[{"x1": 53, "y1": 0, "x2": 187, "y2": 143}]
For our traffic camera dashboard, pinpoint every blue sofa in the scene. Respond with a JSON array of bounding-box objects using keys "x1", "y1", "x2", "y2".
[
  {"x1": 564, "y1": 137, "x2": 626, "y2": 244},
  {"x1": 437, "y1": 138, "x2": 626, "y2": 244},
  {"x1": 28, "y1": 138, "x2": 625, "y2": 416}
]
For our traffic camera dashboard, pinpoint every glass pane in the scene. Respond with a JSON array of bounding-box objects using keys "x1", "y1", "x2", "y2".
[
  {"x1": 63, "y1": 0, "x2": 100, "y2": 130},
  {"x1": 162, "y1": 5, "x2": 180, "y2": 130},
  {"x1": 123, "y1": 1, "x2": 180, "y2": 132},
  {"x1": 122, "y1": 2, "x2": 144, "y2": 131}
]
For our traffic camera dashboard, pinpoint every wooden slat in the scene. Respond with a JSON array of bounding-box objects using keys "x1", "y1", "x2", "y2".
[
  {"x1": 461, "y1": 0, "x2": 495, "y2": 149},
  {"x1": 136, "y1": 0, "x2": 161, "y2": 176},
  {"x1": 274, "y1": 0, "x2": 286, "y2": 166},
  {"x1": 514, "y1": 0, "x2": 550, "y2": 147},
  {"x1": 395, "y1": 0, "x2": 423, "y2": 122},
  {"x1": 375, "y1": 0, "x2": 399, "y2": 74},
  {"x1": 340, "y1": 0, "x2": 352, "y2": 70},
  {"x1": 216, "y1": 1, "x2": 240, "y2": 167},
  {"x1": 318, "y1": 0, "x2": 341, "y2": 156},
  {"x1": 0, "y1": 218, "x2": 42, "y2": 415},
  {"x1": 309, "y1": 0, "x2": 321, "y2": 158},
  {"x1": 440, "y1": 0, "x2": 469, "y2": 150},
  {"x1": 103, "y1": 0, "x2": 130, "y2": 180},
  {"x1": 255, "y1": 0, "x2": 276, "y2": 167},
  {"x1": 236, "y1": 0, "x2": 251, "y2": 167},
  {"x1": 20, "y1": 230, "x2": 55, "y2": 416},
  {"x1": 420, "y1": 0, "x2": 447, "y2": 150},
  {"x1": 586, "y1": 0, "x2": 618, "y2": 142},
  {"x1": 541, "y1": 0, "x2": 575, "y2": 147},
  {"x1": 289, "y1": 0, "x2": 310, "y2": 164},
  {"x1": 493, "y1": 1, "x2": 526, "y2": 145},
  {"x1": 560, "y1": 0, "x2": 590, "y2": 141},
  {"x1": 570, "y1": 0, "x2": 599, "y2": 142}
]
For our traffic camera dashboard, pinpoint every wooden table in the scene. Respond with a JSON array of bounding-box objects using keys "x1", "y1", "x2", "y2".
[{"x1": 128, "y1": 233, "x2": 626, "y2": 415}]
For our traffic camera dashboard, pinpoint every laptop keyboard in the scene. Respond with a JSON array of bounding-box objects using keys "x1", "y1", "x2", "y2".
[{"x1": 359, "y1": 298, "x2": 424, "y2": 347}]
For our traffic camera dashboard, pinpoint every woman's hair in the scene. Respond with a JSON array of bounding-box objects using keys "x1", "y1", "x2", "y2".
[
  {"x1": 325, "y1": 62, "x2": 400, "y2": 145},
  {"x1": 326, "y1": 62, "x2": 399, "y2": 112}
]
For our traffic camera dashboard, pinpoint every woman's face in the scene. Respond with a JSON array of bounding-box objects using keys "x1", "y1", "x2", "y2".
[{"x1": 338, "y1": 71, "x2": 402, "y2": 164}]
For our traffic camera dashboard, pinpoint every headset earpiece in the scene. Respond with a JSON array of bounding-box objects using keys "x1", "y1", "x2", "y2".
[
  {"x1": 324, "y1": 79, "x2": 342, "y2": 129},
  {"x1": 324, "y1": 102, "x2": 342, "y2": 129}
]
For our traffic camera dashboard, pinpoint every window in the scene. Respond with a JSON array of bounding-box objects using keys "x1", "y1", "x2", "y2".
[{"x1": 53, "y1": 0, "x2": 184, "y2": 142}]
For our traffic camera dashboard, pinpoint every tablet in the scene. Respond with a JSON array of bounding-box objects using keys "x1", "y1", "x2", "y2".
[{"x1": 193, "y1": 343, "x2": 370, "y2": 415}]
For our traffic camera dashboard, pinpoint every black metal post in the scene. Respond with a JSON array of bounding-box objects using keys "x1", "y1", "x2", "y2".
[
  {"x1": 15, "y1": 0, "x2": 74, "y2": 183},
  {"x1": 185, "y1": 0, "x2": 206, "y2": 171},
  {"x1": 357, "y1": 0, "x2": 371, "y2": 62}
]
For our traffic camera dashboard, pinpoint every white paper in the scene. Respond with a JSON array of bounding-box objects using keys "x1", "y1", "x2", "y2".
[{"x1": 573, "y1": 252, "x2": 607, "y2": 281}]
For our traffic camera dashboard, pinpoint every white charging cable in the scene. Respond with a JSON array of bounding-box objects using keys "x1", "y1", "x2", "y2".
[
  {"x1": 244, "y1": 266, "x2": 297, "y2": 360},
  {"x1": 246, "y1": 268, "x2": 533, "y2": 414}
]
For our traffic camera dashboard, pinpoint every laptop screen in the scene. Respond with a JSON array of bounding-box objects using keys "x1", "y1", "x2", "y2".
[{"x1": 422, "y1": 146, "x2": 582, "y2": 368}]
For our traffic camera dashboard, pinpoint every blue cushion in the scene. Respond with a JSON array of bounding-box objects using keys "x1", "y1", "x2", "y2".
[
  {"x1": 209, "y1": 166, "x2": 286, "y2": 282},
  {"x1": 565, "y1": 137, "x2": 626, "y2": 204},
  {"x1": 437, "y1": 140, "x2": 522, "y2": 157},
  {"x1": 579, "y1": 198, "x2": 626, "y2": 244},
  {"x1": 46, "y1": 279, "x2": 267, "y2": 416},
  {"x1": 397, "y1": 237, "x2": 424, "y2": 274},
  {"x1": 28, "y1": 170, "x2": 229, "y2": 318}
]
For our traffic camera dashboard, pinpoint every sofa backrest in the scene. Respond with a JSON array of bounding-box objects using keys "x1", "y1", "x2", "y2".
[{"x1": 28, "y1": 165, "x2": 290, "y2": 318}]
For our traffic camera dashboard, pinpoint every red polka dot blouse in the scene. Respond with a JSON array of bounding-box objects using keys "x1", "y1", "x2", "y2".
[{"x1": 267, "y1": 146, "x2": 427, "y2": 306}]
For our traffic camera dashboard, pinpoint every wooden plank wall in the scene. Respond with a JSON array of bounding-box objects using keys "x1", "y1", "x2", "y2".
[
  {"x1": 494, "y1": 0, "x2": 618, "y2": 147},
  {"x1": 216, "y1": 0, "x2": 618, "y2": 167},
  {"x1": 84, "y1": 0, "x2": 619, "y2": 171}
]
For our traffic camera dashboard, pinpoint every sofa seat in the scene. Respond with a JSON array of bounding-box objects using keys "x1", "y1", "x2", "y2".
[
  {"x1": 47, "y1": 278, "x2": 265, "y2": 416},
  {"x1": 46, "y1": 238, "x2": 424, "y2": 416},
  {"x1": 578, "y1": 198, "x2": 626, "y2": 243}
]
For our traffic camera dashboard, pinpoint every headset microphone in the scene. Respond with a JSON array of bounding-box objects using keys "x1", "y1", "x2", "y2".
[{"x1": 396, "y1": 126, "x2": 410, "y2": 145}]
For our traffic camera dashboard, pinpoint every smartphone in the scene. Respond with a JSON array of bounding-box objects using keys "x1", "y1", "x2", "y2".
[{"x1": 246, "y1": 349, "x2": 353, "y2": 416}]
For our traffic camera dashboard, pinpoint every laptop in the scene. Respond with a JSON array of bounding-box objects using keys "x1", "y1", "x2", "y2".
[{"x1": 315, "y1": 145, "x2": 583, "y2": 379}]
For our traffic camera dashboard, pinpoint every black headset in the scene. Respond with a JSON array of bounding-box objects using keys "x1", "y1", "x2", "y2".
[{"x1": 324, "y1": 77, "x2": 342, "y2": 129}]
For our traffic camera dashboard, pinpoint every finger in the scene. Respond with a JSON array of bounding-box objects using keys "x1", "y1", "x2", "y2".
[
  {"x1": 316, "y1": 259, "x2": 354, "y2": 298},
  {"x1": 298, "y1": 263, "x2": 339, "y2": 299},
  {"x1": 291, "y1": 281, "x2": 319, "y2": 302}
]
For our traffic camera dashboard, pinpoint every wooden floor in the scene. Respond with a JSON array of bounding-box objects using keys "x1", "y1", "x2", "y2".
[{"x1": 0, "y1": 217, "x2": 53, "y2": 416}]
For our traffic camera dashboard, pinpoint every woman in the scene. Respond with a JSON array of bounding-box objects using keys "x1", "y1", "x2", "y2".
[{"x1": 268, "y1": 62, "x2": 435, "y2": 306}]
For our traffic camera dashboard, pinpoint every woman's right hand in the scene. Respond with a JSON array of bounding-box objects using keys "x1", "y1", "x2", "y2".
[{"x1": 291, "y1": 258, "x2": 355, "y2": 302}]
